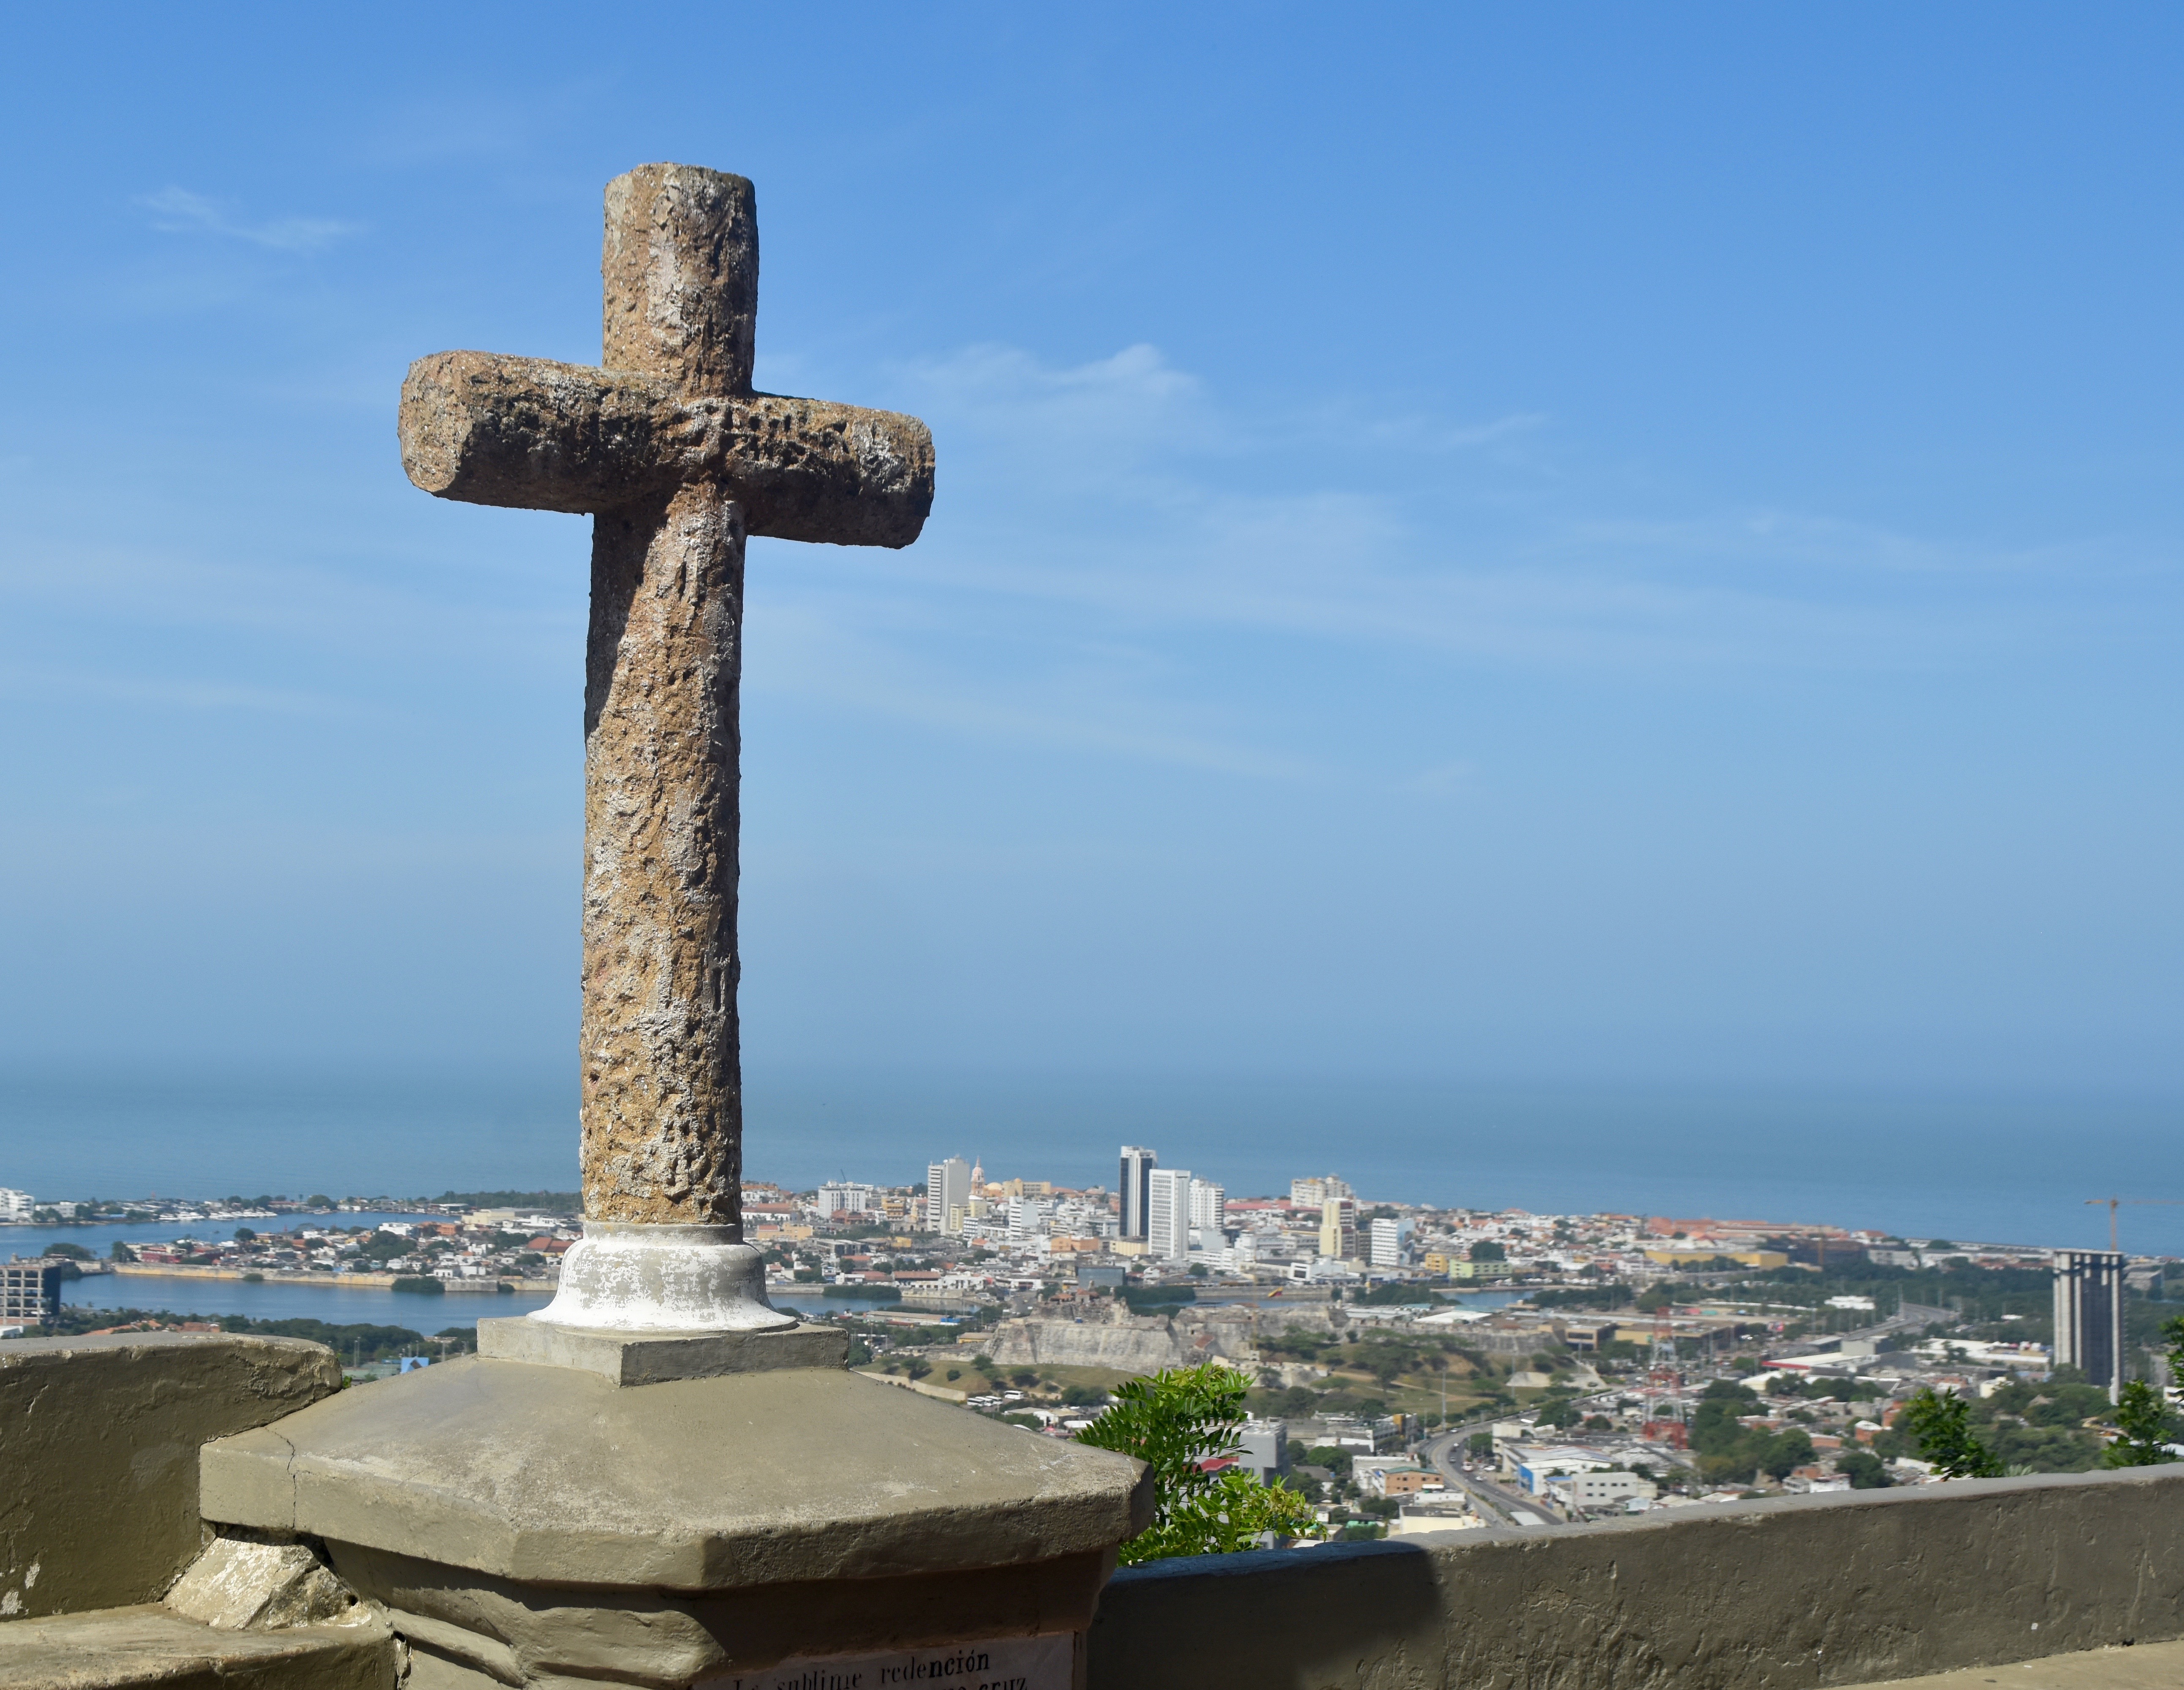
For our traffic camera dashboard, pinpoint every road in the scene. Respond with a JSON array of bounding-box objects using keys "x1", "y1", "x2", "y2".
[{"x1": 1417, "y1": 1421, "x2": 1551, "y2": 1527}]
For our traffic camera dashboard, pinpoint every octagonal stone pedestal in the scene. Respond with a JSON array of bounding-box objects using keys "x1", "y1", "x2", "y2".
[{"x1": 198, "y1": 1325, "x2": 1150, "y2": 1690}]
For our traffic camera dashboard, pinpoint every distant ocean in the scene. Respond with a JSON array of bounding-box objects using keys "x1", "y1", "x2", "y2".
[{"x1": 1, "y1": 1064, "x2": 2178, "y2": 1259}]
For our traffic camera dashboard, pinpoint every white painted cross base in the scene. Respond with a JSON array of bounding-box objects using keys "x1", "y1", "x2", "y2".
[
  {"x1": 531, "y1": 1221, "x2": 797, "y2": 1333},
  {"x1": 702, "y1": 1631, "x2": 1075, "y2": 1690}
]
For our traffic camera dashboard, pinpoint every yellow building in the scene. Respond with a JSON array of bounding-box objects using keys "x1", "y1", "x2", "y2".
[
  {"x1": 1319, "y1": 1197, "x2": 1358, "y2": 1262},
  {"x1": 1642, "y1": 1248, "x2": 1789, "y2": 1270}
]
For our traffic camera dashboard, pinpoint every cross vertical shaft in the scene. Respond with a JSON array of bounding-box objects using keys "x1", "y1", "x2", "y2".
[{"x1": 581, "y1": 167, "x2": 753, "y2": 1229}]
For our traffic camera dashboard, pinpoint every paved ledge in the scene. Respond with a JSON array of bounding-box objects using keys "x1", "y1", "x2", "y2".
[
  {"x1": 1837, "y1": 1640, "x2": 2184, "y2": 1690},
  {"x1": 0, "y1": 1603, "x2": 394, "y2": 1690},
  {"x1": 1087, "y1": 1466, "x2": 2184, "y2": 1690}
]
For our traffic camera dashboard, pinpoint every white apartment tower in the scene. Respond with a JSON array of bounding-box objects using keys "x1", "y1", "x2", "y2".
[
  {"x1": 1119, "y1": 1146, "x2": 1158, "y2": 1241},
  {"x1": 1369, "y1": 1216, "x2": 1411, "y2": 1268},
  {"x1": 1188, "y1": 1179, "x2": 1226, "y2": 1232},
  {"x1": 925, "y1": 1158, "x2": 972, "y2": 1234},
  {"x1": 1147, "y1": 1167, "x2": 1193, "y2": 1263}
]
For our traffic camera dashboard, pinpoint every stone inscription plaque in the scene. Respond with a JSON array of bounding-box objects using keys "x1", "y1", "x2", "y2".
[{"x1": 704, "y1": 1633, "x2": 1073, "y2": 1690}]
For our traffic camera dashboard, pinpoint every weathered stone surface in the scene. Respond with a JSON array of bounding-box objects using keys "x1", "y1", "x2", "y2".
[
  {"x1": 474, "y1": 1312, "x2": 845, "y2": 1382},
  {"x1": 164, "y1": 1535, "x2": 358, "y2": 1632},
  {"x1": 333, "y1": 1540, "x2": 1110, "y2": 1686},
  {"x1": 1086, "y1": 1465, "x2": 2184, "y2": 1690},
  {"x1": 0, "y1": 1603, "x2": 394, "y2": 1690},
  {"x1": 580, "y1": 477, "x2": 746, "y2": 1225},
  {"x1": 200, "y1": 1357, "x2": 1150, "y2": 1590},
  {"x1": 397, "y1": 353, "x2": 934, "y2": 541},
  {"x1": 0, "y1": 1333, "x2": 340, "y2": 1619},
  {"x1": 603, "y1": 162, "x2": 757, "y2": 395},
  {"x1": 398, "y1": 162, "x2": 936, "y2": 1245}
]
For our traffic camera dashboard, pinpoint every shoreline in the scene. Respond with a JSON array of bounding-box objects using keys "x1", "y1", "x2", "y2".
[{"x1": 104, "y1": 1263, "x2": 549, "y2": 1296}]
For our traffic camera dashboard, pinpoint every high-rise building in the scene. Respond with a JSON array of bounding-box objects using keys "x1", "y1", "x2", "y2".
[
  {"x1": 1147, "y1": 1168, "x2": 1193, "y2": 1262},
  {"x1": 925, "y1": 1158, "x2": 971, "y2": 1234},
  {"x1": 1119, "y1": 1146, "x2": 1158, "y2": 1241},
  {"x1": 1369, "y1": 1216, "x2": 1411, "y2": 1268},
  {"x1": 1319, "y1": 1197, "x2": 1358, "y2": 1262},
  {"x1": 1236, "y1": 1418, "x2": 1291, "y2": 1485},
  {"x1": 2053, "y1": 1249, "x2": 2126, "y2": 1401},
  {"x1": 0, "y1": 1259, "x2": 63, "y2": 1322},
  {"x1": 1291, "y1": 1175, "x2": 1351, "y2": 1209},
  {"x1": 1189, "y1": 1179, "x2": 1226, "y2": 1232}
]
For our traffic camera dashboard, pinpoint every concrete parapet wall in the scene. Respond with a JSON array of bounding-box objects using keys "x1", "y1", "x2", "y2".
[
  {"x1": 0, "y1": 1333, "x2": 340, "y2": 1618},
  {"x1": 1087, "y1": 1466, "x2": 2184, "y2": 1690}
]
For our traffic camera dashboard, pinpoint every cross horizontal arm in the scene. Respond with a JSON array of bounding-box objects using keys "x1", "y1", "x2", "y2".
[{"x1": 398, "y1": 350, "x2": 934, "y2": 548}]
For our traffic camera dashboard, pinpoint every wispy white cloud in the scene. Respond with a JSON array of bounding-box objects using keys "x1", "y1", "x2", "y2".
[
  {"x1": 845, "y1": 341, "x2": 2146, "y2": 671},
  {"x1": 746, "y1": 598, "x2": 1318, "y2": 780},
  {"x1": 0, "y1": 660, "x2": 355, "y2": 718},
  {"x1": 139, "y1": 187, "x2": 361, "y2": 253},
  {"x1": 734, "y1": 338, "x2": 2184, "y2": 783}
]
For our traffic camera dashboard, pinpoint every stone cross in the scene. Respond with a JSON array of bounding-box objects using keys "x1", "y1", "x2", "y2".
[{"x1": 399, "y1": 164, "x2": 932, "y2": 1331}]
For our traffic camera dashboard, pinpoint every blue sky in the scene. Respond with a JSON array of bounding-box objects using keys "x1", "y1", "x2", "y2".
[{"x1": 0, "y1": 5, "x2": 2178, "y2": 1108}]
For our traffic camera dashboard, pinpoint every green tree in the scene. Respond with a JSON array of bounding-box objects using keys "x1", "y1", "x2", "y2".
[
  {"x1": 1836, "y1": 1449, "x2": 1892, "y2": 1489},
  {"x1": 1076, "y1": 1363, "x2": 1318, "y2": 1563},
  {"x1": 1469, "y1": 1240, "x2": 1506, "y2": 1262},
  {"x1": 1902, "y1": 1389, "x2": 2003, "y2": 1479},
  {"x1": 1304, "y1": 1445, "x2": 1354, "y2": 1480},
  {"x1": 2102, "y1": 1381, "x2": 2177, "y2": 1468},
  {"x1": 2104, "y1": 1313, "x2": 2184, "y2": 1468},
  {"x1": 1761, "y1": 1429, "x2": 1817, "y2": 1481}
]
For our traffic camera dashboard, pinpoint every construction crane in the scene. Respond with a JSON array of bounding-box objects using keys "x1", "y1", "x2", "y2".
[
  {"x1": 2084, "y1": 1197, "x2": 2184, "y2": 1254},
  {"x1": 1641, "y1": 1312, "x2": 1687, "y2": 1447}
]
